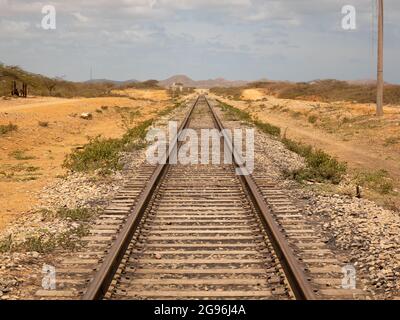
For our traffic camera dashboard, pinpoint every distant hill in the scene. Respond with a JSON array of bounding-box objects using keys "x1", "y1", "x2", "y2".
[
  {"x1": 0, "y1": 64, "x2": 153, "y2": 98},
  {"x1": 85, "y1": 79, "x2": 138, "y2": 85},
  {"x1": 247, "y1": 79, "x2": 400, "y2": 105},
  {"x1": 346, "y1": 79, "x2": 392, "y2": 86},
  {"x1": 159, "y1": 75, "x2": 249, "y2": 88}
]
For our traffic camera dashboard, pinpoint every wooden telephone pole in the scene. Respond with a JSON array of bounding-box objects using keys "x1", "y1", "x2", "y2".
[{"x1": 376, "y1": 0, "x2": 384, "y2": 116}]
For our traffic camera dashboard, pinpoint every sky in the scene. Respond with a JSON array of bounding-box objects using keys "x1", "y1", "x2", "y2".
[{"x1": 0, "y1": 0, "x2": 399, "y2": 83}]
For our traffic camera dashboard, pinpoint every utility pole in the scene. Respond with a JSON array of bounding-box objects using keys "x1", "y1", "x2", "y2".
[{"x1": 376, "y1": 0, "x2": 384, "y2": 116}]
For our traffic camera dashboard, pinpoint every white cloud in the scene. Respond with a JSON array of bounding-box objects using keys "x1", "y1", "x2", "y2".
[
  {"x1": 0, "y1": 19, "x2": 30, "y2": 34},
  {"x1": 0, "y1": 0, "x2": 400, "y2": 82},
  {"x1": 72, "y1": 12, "x2": 89, "y2": 23}
]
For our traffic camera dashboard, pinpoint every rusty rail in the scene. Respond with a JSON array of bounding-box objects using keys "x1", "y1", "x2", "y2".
[
  {"x1": 83, "y1": 95, "x2": 315, "y2": 300},
  {"x1": 205, "y1": 97, "x2": 316, "y2": 300},
  {"x1": 82, "y1": 97, "x2": 199, "y2": 300}
]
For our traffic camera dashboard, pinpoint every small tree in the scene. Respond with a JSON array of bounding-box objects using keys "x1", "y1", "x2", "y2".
[{"x1": 43, "y1": 78, "x2": 58, "y2": 96}]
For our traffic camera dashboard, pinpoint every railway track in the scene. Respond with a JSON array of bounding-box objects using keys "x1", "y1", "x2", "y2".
[{"x1": 36, "y1": 96, "x2": 367, "y2": 300}]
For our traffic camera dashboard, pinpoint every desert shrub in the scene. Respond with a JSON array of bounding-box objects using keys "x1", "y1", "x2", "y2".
[
  {"x1": 308, "y1": 115, "x2": 318, "y2": 124},
  {"x1": 157, "y1": 103, "x2": 181, "y2": 118},
  {"x1": 20, "y1": 235, "x2": 57, "y2": 253},
  {"x1": 254, "y1": 120, "x2": 281, "y2": 137},
  {"x1": 291, "y1": 111, "x2": 302, "y2": 118},
  {"x1": 0, "y1": 64, "x2": 170, "y2": 98},
  {"x1": 218, "y1": 101, "x2": 252, "y2": 122},
  {"x1": 9, "y1": 150, "x2": 35, "y2": 160},
  {"x1": 57, "y1": 208, "x2": 97, "y2": 222},
  {"x1": 249, "y1": 79, "x2": 400, "y2": 105},
  {"x1": 0, "y1": 123, "x2": 18, "y2": 135},
  {"x1": 63, "y1": 137, "x2": 123, "y2": 174},
  {"x1": 0, "y1": 235, "x2": 13, "y2": 253},
  {"x1": 210, "y1": 87, "x2": 244, "y2": 100},
  {"x1": 17, "y1": 226, "x2": 89, "y2": 253},
  {"x1": 218, "y1": 101, "x2": 280, "y2": 136},
  {"x1": 64, "y1": 119, "x2": 153, "y2": 174},
  {"x1": 283, "y1": 138, "x2": 347, "y2": 184},
  {"x1": 355, "y1": 169, "x2": 394, "y2": 195},
  {"x1": 384, "y1": 136, "x2": 400, "y2": 146}
]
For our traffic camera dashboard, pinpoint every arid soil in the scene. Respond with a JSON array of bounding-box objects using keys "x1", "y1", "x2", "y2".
[
  {"x1": 112, "y1": 88, "x2": 170, "y2": 101},
  {"x1": 0, "y1": 92, "x2": 399, "y2": 300},
  {"x1": 0, "y1": 95, "x2": 190, "y2": 300},
  {"x1": 211, "y1": 89, "x2": 400, "y2": 208},
  {"x1": 0, "y1": 92, "x2": 170, "y2": 230}
]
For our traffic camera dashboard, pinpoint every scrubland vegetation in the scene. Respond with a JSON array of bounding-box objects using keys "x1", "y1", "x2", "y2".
[
  {"x1": 218, "y1": 100, "x2": 347, "y2": 185},
  {"x1": 211, "y1": 79, "x2": 400, "y2": 105},
  {"x1": 0, "y1": 64, "x2": 163, "y2": 98}
]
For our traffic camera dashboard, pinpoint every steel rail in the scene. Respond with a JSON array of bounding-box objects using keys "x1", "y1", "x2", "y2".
[
  {"x1": 83, "y1": 95, "x2": 315, "y2": 300},
  {"x1": 205, "y1": 96, "x2": 316, "y2": 300},
  {"x1": 82, "y1": 96, "x2": 199, "y2": 300}
]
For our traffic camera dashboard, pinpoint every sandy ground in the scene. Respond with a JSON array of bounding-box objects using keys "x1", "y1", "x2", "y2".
[
  {"x1": 212, "y1": 89, "x2": 400, "y2": 206},
  {"x1": 241, "y1": 88, "x2": 265, "y2": 101},
  {"x1": 0, "y1": 91, "x2": 170, "y2": 230},
  {"x1": 112, "y1": 88, "x2": 170, "y2": 101}
]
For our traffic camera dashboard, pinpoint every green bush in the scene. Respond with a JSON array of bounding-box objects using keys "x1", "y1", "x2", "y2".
[
  {"x1": 254, "y1": 120, "x2": 281, "y2": 137},
  {"x1": 57, "y1": 208, "x2": 96, "y2": 222},
  {"x1": 282, "y1": 138, "x2": 312, "y2": 157},
  {"x1": 16, "y1": 226, "x2": 89, "y2": 253},
  {"x1": 20, "y1": 235, "x2": 57, "y2": 253},
  {"x1": 218, "y1": 101, "x2": 281, "y2": 136},
  {"x1": 283, "y1": 138, "x2": 347, "y2": 184},
  {"x1": 219, "y1": 101, "x2": 252, "y2": 122},
  {"x1": 355, "y1": 169, "x2": 394, "y2": 195},
  {"x1": 218, "y1": 101, "x2": 346, "y2": 184},
  {"x1": 64, "y1": 137, "x2": 123, "y2": 174},
  {"x1": 64, "y1": 102, "x2": 181, "y2": 175},
  {"x1": 64, "y1": 119, "x2": 154, "y2": 174}
]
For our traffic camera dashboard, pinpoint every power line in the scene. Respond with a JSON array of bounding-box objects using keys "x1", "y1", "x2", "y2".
[
  {"x1": 370, "y1": 0, "x2": 376, "y2": 80},
  {"x1": 376, "y1": 0, "x2": 384, "y2": 116}
]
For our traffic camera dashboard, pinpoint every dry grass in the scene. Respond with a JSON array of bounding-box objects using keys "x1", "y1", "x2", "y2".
[
  {"x1": 0, "y1": 123, "x2": 18, "y2": 135},
  {"x1": 0, "y1": 93, "x2": 174, "y2": 231},
  {"x1": 251, "y1": 80, "x2": 400, "y2": 105},
  {"x1": 0, "y1": 64, "x2": 166, "y2": 98},
  {"x1": 218, "y1": 100, "x2": 346, "y2": 184},
  {"x1": 210, "y1": 87, "x2": 244, "y2": 100},
  {"x1": 212, "y1": 90, "x2": 400, "y2": 210}
]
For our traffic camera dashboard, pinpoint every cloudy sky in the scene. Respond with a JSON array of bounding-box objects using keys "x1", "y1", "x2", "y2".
[{"x1": 0, "y1": 0, "x2": 399, "y2": 83}]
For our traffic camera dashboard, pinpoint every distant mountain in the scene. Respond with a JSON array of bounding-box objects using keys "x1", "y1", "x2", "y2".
[
  {"x1": 85, "y1": 75, "x2": 251, "y2": 88},
  {"x1": 159, "y1": 75, "x2": 197, "y2": 87},
  {"x1": 159, "y1": 75, "x2": 249, "y2": 88},
  {"x1": 85, "y1": 79, "x2": 138, "y2": 85}
]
